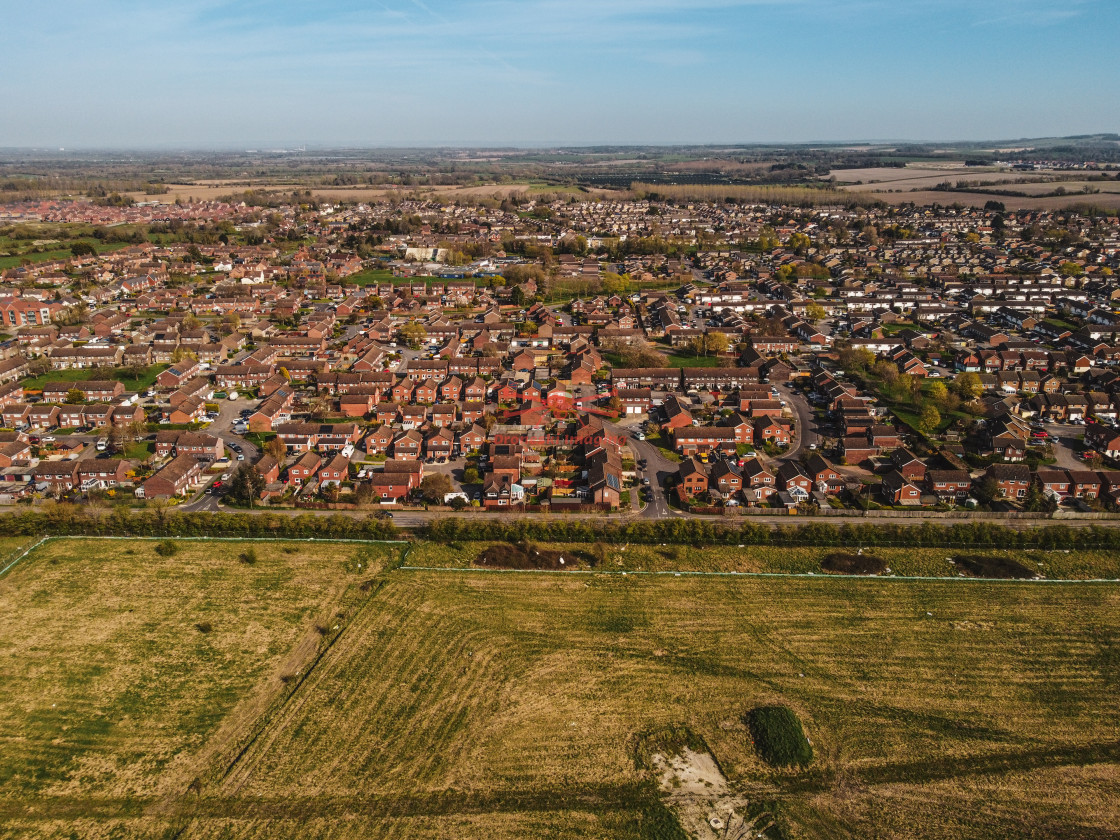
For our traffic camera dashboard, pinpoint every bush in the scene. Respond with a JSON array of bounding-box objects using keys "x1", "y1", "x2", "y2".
[
  {"x1": 154, "y1": 539, "x2": 179, "y2": 557},
  {"x1": 195, "y1": 621, "x2": 212, "y2": 633},
  {"x1": 746, "y1": 705, "x2": 813, "y2": 768},
  {"x1": 239, "y1": 547, "x2": 257, "y2": 564}
]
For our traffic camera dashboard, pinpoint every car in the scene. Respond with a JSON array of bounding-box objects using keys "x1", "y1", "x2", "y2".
[
  {"x1": 212, "y1": 480, "x2": 223, "y2": 489},
  {"x1": 237, "y1": 453, "x2": 245, "y2": 461},
  {"x1": 808, "y1": 443, "x2": 818, "y2": 450},
  {"x1": 642, "y1": 477, "x2": 651, "y2": 485},
  {"x1": 471, "y1": 492, "x2": 481, "y2": 501}
]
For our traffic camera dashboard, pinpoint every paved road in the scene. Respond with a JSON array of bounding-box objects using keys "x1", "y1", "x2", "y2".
[
  {"x1": 774, "y1": 383, "x2": 817, "y2": 462},
  {"x1": 1043, "y1": 422, "x2": 1086, "y2": 470}
]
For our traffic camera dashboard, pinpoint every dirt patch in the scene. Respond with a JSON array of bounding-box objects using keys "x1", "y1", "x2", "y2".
[
  {"x1": 652, "y1": 749, "x2": 776, "y2": 840},
  {"x1": 821, "y1": 552, "x2": 888, "y2": 576},
  {"x1": 474, "y1": 542, "x2": 577, "y2": 570},
  {"x1": 952, "y1": 554, "x2": 1035, "y2": 580}
]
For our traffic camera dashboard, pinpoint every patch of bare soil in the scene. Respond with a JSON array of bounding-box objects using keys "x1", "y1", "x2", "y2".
[
  {"x1": 652, "y1": 749, "x2": 773, "y2": 840},
  {"x1": 474, "y1": 543, "x2": 579, "y2": 570}
]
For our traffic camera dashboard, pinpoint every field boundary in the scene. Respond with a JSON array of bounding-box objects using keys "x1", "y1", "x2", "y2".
[
  {"x1": 398, "y1": 565, "x2": 1120, "y2": 584},
  {"x1": 0, "y1": 536, "x2": 50, "y2": 579}
]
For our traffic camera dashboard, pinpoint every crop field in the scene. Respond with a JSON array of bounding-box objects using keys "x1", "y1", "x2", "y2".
[{"x1": 1, "y1": 538, "x2": 1119, "y2": 839}]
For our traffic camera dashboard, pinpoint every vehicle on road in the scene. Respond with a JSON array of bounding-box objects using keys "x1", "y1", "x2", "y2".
[{"x1": 96, "y1": 437, "x2": 108, "y2": 451}]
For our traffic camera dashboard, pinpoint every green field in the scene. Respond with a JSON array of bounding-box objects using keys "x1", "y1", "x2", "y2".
[
  {"x1": 1, "y1": 538, "x2": 1119, "y2": 839},
  {"x1": 21, "y1": 364, "x2": 169, "y2": 393},
  {"x1": 0, "y1": 240, "x2": 134, "y2": 270}
]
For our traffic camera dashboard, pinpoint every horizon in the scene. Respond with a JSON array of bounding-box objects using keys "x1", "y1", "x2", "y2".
[{"x1": 2, "y1": 0, "x2": 1117, "y2": 148}]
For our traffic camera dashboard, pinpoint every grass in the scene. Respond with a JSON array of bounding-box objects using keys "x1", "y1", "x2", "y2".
[
  {"x1": 407, "y1": 541, "x2": 1120, "y2": 580},
  {"x1": 0, "y1": 240, "x2": 133, "y2": 270},
  {"x1": 21, "y1": 364, "x2": 169, "y2": 393},
  {"x1": 3, "y1": 538, "x2": 1120, "y2": 839}
]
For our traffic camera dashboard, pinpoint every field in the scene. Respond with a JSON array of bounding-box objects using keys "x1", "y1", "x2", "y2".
[
  {"x1": 831, "y1": 164, "x2": 1120, "y2": 210},
  {"x1": 20, "y1": 364, "x2": 169, "y2": 393},
  {"x1": 1, "y1": 538, "x2": 1119, "y2": 839},
  {"x1": 407, "y1": 540, "x2": 1120, "y2": 580}
]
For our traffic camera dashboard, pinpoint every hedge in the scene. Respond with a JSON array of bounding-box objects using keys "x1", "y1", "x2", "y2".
[
  {"x1": 418, "y1": 517, "x2": 1120, "y2": 550},
  {"x1": 0, "y1": 507, "x2": 398, "y2": 541},
  {"x1": 4, "y1": 507, "x2": 1120, "y2": 550}
]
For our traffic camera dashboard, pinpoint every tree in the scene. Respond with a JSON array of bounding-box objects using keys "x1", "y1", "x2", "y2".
[
  {"x1": 954, "y1": 371, "x2": 983, "y2": 400},
  {"x1": 420, "y1": 473, "x2": 453, "y2": 503},
  {"x1": 1060, "y1": 261, "x2": 1084, "y2": 278},
  {"x1": 805, "y1": 302, "x2": 827, "y2": 321},
  {"x1": 706, "y1": 331, "x2": 729, "y2": 355},
  {"x1": 70, "y1": 241, "x2": 97, "y2": 258},
  {"x1": 918, "y1": 404, "x2": 941, "y2": 435},
  {"x1": 65, "y1": 388, "x2": 85, "y2": 404},
  {"x1": 974, "y1": 475, "x2": 1000, "y2": 506},
  {"x1": 264, "y1": 436, "x2": 287, "y2": 461},
  {"x1": 171, "y1": 346, "x2": 198, "y2": 364},
  {"x1": 220, "y1": 312, "x2": 241, "y2": 335},
  {"x1": 926, "y1": 380, "x2": 949, "y2": 405},
  {"x1": 224, "y1": 463, "x2": 265, "y2": 507},
  {"x1": 182, "y1": 313, "x2": 203, "y2": 331},
  {"x1": 399, "y1": 321, "x2": 427, "y2": 349},
  {"x1": 463, "y1": 467, "x2": 481, "y2": 484}
]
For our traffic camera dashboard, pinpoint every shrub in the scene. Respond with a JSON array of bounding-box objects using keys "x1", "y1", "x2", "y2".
[
  {"x1": 195, "y1": 621, "x2": 212, "y2": 633},
  {"x1": 746, "y1": 705, "x2": 813, "y2": 768},
  {"x1": 154, "y1": 539, "x2": 179, "y2": 557},
  {"x1": 239, "y1": 547, "x2": 258, "y2": 564}
]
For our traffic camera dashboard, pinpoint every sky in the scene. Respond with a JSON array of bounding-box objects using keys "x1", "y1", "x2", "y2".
[{"x1": 1, "y1": 0, "x2": 1117, "y2": 148}]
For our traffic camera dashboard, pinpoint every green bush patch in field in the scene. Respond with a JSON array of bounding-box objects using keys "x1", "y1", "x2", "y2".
[
  {"x1": 820, "y1": 552, "x2": 887, "y2": 575},
  {"x1": 474, "y1": 542, "x2": 578, "y2": 570},
  {"x1": 952, "y1": 554, "x2": 1034, "y2": 579},
  {"x1": 746, "y1": 705, "x2": 813, "y2": 768}
]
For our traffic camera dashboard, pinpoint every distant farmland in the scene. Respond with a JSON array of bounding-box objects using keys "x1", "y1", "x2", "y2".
[{"x1": 2, "y1": 538, "x2": 1119, "y2": 839}]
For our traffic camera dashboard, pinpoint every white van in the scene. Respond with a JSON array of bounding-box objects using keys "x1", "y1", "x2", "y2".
[{"x1": 96, "y1": 437, "x2": 109, "y2": 452}]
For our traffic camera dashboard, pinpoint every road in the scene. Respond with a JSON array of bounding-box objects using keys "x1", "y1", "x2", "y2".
[
  {"x1": 1042, "y1": 422, "x2": 1086, "y2": 470},
  {"x1": 774, "y1": 382, "x2": 817, "y2": 462}
]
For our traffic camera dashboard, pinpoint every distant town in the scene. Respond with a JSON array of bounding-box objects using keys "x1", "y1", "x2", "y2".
[{"x1": 2, "y1": 175, "x2": 1120, "y2": 521}]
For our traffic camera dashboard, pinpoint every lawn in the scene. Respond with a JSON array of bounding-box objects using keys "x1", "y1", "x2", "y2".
[
  {"x1": 3, "y1": 539, "x2": 1119, "y2": 839},
  {"x1": 21, "y1": 364, "x2": 169, "y2": 393}
]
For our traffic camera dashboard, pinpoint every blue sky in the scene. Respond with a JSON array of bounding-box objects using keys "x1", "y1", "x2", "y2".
[{"x1": 1, "y1": 0, "x2": 1117, "y2": 147}]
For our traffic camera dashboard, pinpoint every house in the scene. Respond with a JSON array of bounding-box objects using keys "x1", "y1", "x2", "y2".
[
  {"x1": 76, "y1": 459, "x2": 130, "y2": 489},
  {"x1": 318, "y1": 453, "x2": 350, "y2": 487},
  {"x1": 154, "y1": 431, "x2": 224, "y2": 460},
  {"x1": 140, "y1": 454, "x2": 202, "y2": 499},
  {"x1": 287, "y1": 451, "x2": 323, "y2": 486},
  {"x1": 1066, "y1": 469, "x2": 1101, "y2": 499},
  {"x1": 1086, "y1": 425, "x2": 1120, "y2": 459},
  {"x1": 709, "y1": 460, "x2": 743, "y2": 497},
  {"x1": 675, "y1": 458, "x2": 708, "y2": 499},
  {"x1": 367, "y1": 472, "x2": 411, "y2": 502},
  {"x1": 889, "y1": 448, "x2": 927, "y2": 481},
  {"x1": 926, "y1": 470, "x2": 972, "y2": 502},
  {"x1": 804, "y1": 453, "x2": 843, "y2": 494},
  {"x1": 1034, "y1": 469, "x2": 1071, "y2": 500},
  {"x1": 777, "y1": 461, "x2": 812, "y2": 495},
  {"x1": 741, "y1": 456, "x2": 777, "y2": 503},
  {"x1": 882, "y1": 470, "x2": 923, "y2": 505},
  {"x1": 392, "y1": 429, "x2": 423, "y2": 460},
  {"x1": 985, "y1": 463, "x2": 1032, "y2": 499}
]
